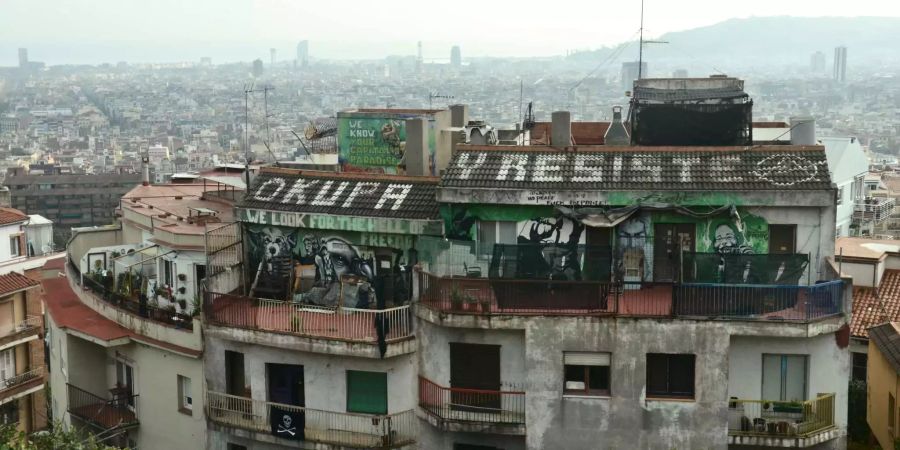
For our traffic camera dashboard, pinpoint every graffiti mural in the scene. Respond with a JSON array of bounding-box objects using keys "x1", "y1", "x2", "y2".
[
  {"x1": 616, "y1": 214, "x2": 652, "y2": 281},
  {"x1": 298, "y1": 235, "x2": 375, "y2": 286}
]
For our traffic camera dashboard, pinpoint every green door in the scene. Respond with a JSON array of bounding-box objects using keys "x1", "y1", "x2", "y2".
[{"x1": 347, "y1": 370, "x2": 388, "y2": 414}]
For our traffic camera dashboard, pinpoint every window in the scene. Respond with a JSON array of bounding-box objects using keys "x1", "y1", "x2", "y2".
[
  {"x1": 163, "y1": 259, "x2": 174, "y2": 286},
  {"x1": 477, "y1": 221, "x2": 516, "y2": 253},
  {"x1": 768, "y1": 225, "x2": 797, "y2": 254},
  {"x1": 563, "y1": 352, "x2": 610, "y2": 396},
  {"x1": 8, "y1": 235, "x2": 20, "y2": 257},
  {"x1": 836, "y1": 186, "x2": 844, "y2": 205},
  {"x1": 346, "y1": 370, "x2": 387, "y2": 414},
  {"x1": 0, "y1": 402, "x2": 18, "y2": 426},
  {"x1": 178, "y1": 375, "x2": 193, "y2": 414},
  {"x1": 116, "y1": 360, "x2": 135, "y2": 408},
  {"x1": 762, "y1": 354, "x2": 807, "y2": 401},
  {"x1": 0, "y1": 349, "x2": 14, "y2": 382},
  {"x1": 852, "y1": 352, "x2": 868, "y2": 382},
  {"x1": 646, "y1": 353, "x2": 695, "y2": 399}
]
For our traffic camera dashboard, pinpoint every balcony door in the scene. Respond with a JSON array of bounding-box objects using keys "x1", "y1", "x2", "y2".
[
  {"x1": 653, "y1": 224, "x2": 694, "y2": 282},
  {"x1": 115, "y1": 360, "x2": 135, "y2": 409},
  {"x1": 0, "y1": 349, "x2": 13, "y2": 382},
  {"x1": 450, "y1": 343, "x2": 501, "y2": 412},
  {"x1": 267, "y1": 363, "x2": 304, "y2": 441}
]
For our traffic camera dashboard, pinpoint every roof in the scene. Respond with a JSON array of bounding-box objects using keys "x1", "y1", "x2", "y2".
[
  {"x1": 836, "y1": 237, "x2": 899, "y2": 260},
  {"x1": 0, "y1": 207, "x2": 29, "y2": 226},
  {"x1": 0, "y1": 271, "x2": 39, "y2": 295},
  {"x1": 441, "y1": 145, "x2": 833, "y2": 191},
  {"x1": 853, "y1": 270, "x2": 900, "y2": 338},
  {"x1": 632, "y1": 86, "x2": 748, "y2": 102},
  {"x1": 530, "y1": 122, "x2": 610, "y2": 146},
  {"x1": 239, "y1": 168, "x2": 440, "y2": 220},
  {"x1": 4, "y1": 173, "x2": 141, "y2": 186},
  {"x1": 869, "y1": 322, "x2": 900, "y2": 373}
]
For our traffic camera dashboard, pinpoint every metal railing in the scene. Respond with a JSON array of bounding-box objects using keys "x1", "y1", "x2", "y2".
[
  {"x1": 205, "y1": 292, "x2": 413, "y2": 343},
  {"x1": 0, "y1": 315, "x2": 41, "y2": 340},
  {"x1": 727, "y1": 393, "x2": 835, "y2": 438},
  {"x1": 206, "y1": 391, "x2": 416, "y2": 448},
  {"x1": 418, "y1": 377, "x2": 525, "y2": 425},
  {"x1": 0, "y1": 366, "x2": 43, "y2": 394},
  {"x1": 67, "y1": 383, "x2": 139, "y2": 430},
  {"x1": 419, "y1": 271, "x2": 843, "y2": 322},
  {"x1": 81, "y1": 274, "x2": 194, "y2": 330}
]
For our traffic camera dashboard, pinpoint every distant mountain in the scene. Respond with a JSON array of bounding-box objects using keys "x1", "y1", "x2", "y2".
[{"x1": 570, "y1": 16, "x2": 900, "y2": 69}]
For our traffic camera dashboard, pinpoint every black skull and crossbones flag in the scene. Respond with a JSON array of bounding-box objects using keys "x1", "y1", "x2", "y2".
[{"x1": 270, "y1": 406, "x2": 304, "y2": 441}]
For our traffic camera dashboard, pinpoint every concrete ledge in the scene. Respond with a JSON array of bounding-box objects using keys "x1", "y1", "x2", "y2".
[
  {"x1": 416, "y1": 304, "x2": 847, "y2": 338},
  {"x1": 204, "y1": 324, "x2": 416, "y2": 359},
  {"x1": 208, "y1": 418, "x2": 417, "y2": 450},
  {"x1": 728, "y1": 428, "x2": 846, "y2": 448},
  {"x1": 416, "y1": 407, "x2": 526, "y2": 436}
]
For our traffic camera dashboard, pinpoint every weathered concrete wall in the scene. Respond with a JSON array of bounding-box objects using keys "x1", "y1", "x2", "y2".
[
  {"x1": 728, "y1": 334, "x2": 850, "y2": 429},
  {"x1": 839, "y1": 260, "x2": 878, "y2": 287},
  {"x1": 205, "y1": 335, "x2": 417, "y2": 414},
  {"x1": 523, "y1": 317, "x2": 730, "y2": 450}
]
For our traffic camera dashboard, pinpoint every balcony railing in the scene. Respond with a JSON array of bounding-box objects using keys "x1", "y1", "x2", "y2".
[
  {"x1": 418, "y1": 377, "x2": 525, "y2": 425},
  {"x1": 728, "y1": 393, "x2": 835, "y2": 438},
  {"x1": 67, "y1": 383, "x2": 139, "y2": 430},
  {"x1": 0, "y1": 315, "x2": 41, "y2": 341},
  {"x1": 853, "y1": 197, "x2": 895, "y2": 224},
  {"x1": 206, "y1": 391, "x2": 416, "y2": 448},
  {"x1": 419, "y1": 272, "x2": 843, "y2": 322},
  {"x1": 205, "y1": 292, "x2": 414, "y2": 344},
  {"x1": 81, "y1": 273, "x2": 194, "y2": 330},
  {"x1": 0, "y1": 366, "x2": 44, "y2": 397}
]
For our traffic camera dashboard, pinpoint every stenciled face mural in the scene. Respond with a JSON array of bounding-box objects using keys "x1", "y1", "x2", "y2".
[
  {"x1": 298, "y1": 235, "x2": 374, "y2": 286},
  {"x1": 616, "y1": 214, "x2": 651, "y2": 281}
]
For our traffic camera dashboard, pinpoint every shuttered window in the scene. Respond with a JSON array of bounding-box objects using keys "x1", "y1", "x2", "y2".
[
  {"x1": 564, "y1": 352, "x2": 611, "y2": 396},
  {"x1": 646, "y1": 353, "x2": 695, "y2": 399},
  {"x1": 347, "y1": 370, "x2": 387, "y2": 414}
]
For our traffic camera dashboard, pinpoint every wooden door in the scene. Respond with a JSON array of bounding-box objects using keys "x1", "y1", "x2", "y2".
[
  {"x1": 653, "y1": 224, "x2": 695, "y2": 282},
  {"x1": 450, "y1": 343, "x2": 501, "y2": 411}
]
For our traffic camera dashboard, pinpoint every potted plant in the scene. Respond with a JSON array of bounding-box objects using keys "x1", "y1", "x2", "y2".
[
  {"x1": 773, "y1": 400, "x2": 804, "y2": 415},
  {"x1": 178, "y1": 286, "x2": 187, "y2": 295},
  {"x1": 177, "y1": 273, "x2": 187, "y2": 282},
  {"x1": 480, "y1": 298, "x2": 491, "y2": 314},
  {"x1": 450, "y1": 287, "x2": 465, "y2": 310},
  {"x1": 177, "y1": 299, "x2": 187, "y2": 310}
]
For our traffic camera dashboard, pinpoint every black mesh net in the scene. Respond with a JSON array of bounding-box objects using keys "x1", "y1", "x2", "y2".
[
  {"x1": 488, "y1": 244, "x2": 612, "y2": 282},
  {"x1": 682, "y1": 253, "x2": 809, "y2": 285}
]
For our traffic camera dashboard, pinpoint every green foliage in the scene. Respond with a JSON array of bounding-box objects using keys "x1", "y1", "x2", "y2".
[
  {"x1": 0, "y1": 422, "x2": 122, "y2": 450},
  {"x1": 848, "y1": 380, "x2": 871, "y2": 443}
]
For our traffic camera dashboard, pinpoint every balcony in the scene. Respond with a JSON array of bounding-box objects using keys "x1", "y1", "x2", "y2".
[
  {"x1": 0, "y1": 366, "x2": 44, "y2": 402},
  {"x1": 206, "y1": 391, "x2": 416, "y2": 448},
  {"x1": 81, "y1": 272, "x2": 194, "y2": 330},
  {"x1": 418, "y1": 376, "x2": 525, "y2": 434},
  {"x1": 728, "y1": 394, "x2": 838, "y2": 447},
  {"x1": 0, "y1": 316, "x2": 42, "y2": 349},
  {"x1": 67, "y1": 383, "x2": 139, "y2": 431},
  {"x1": 205, "y1": 292, "x2": 414, "y2": 345},
  {"x1": 419, "y1": 271, "x2": 843, "y2": 323},
  {"x1": 853, "y1": 196, "x2": 895, "y2": 224}
]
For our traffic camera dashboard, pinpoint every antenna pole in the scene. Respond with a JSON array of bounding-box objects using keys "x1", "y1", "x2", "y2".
[
  {"x1": 638, "y1": 0, "x2": 644, "y2": 80},
  {"x1": 519, "y1": 79, "x2": 524, "y2": 125}
]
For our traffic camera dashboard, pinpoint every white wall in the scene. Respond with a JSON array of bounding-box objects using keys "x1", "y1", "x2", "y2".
[
  {"x1": 0, "y1": 223, "x2": 23, "y2": 262},
  {"x1": 727, "y1": 334, "x2": 849, "y2": 429}
]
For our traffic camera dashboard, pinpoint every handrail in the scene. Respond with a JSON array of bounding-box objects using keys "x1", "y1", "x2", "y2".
[
  {"x1": 418, "y1": 376, "x2": 525, "y2": 425},
  {"x1": 206, "y1": 390, "x2": 416, "y2": 448},
  {"x1": 728, "y1": 393, "x2": 835, "y2": 438},
  {"x1": 0, "y1": 315, "x2": 41, "y2": 339},
  {"x1": 0, "y1": 366, "x2": 43, "y2": 391},
  {"x1": 81, "y1": 274, "x2": 194, "y2": 330},
  {"x1": 67, "y1": 383, "x2": 139, "y2": 429}
]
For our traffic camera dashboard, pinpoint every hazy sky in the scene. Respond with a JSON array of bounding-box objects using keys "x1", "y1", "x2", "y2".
[{"x1": 2, "y1": 0, "x2": 900, "y2": 64}]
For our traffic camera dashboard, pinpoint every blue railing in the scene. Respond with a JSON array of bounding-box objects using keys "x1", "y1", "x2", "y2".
[{"x1": 673, "y1": 280, "x2": 843, "y2": 321}]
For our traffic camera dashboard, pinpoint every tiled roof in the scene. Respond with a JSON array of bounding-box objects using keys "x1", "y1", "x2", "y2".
[
  {"x1": 852, "y1": 270, "x2": 900, "y2": 338},
  {"x1": 869, "y1": 322, "x2": 900, "y2": 374},
  {"x1": 0, "y1": 207, "x2": 28, "y2": 226},
  {"x1": 0, "y1": 271, "x2": 39, "y2": 295},
  {"x1": 238, "y1": 168, "x2": 440, "y2": 220},
  {"x1": 441, "y1": 145, "x2": 832, "y2": 191}
]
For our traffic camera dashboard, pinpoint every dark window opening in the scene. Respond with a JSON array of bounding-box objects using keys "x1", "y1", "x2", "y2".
[
  {"x1": 852, "y1": 352, "x2": 868, "y2": 382},
  {"x1": 563, "y1": 352, "x2": 610, "y2": 396},
  {"x1": 646, "y1": 353, "x2": 695, "y2": 399}
]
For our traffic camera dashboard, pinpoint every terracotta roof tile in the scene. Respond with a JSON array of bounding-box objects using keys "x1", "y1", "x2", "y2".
[
  {"x1": 852, "y1": 270, "x2": 900, "y2": 338},
  {"x1": 0, "y1": 208, "x2": 28, "y2": 226},
  {"x1": 0, "y1": 271, "x2": 40, "y2": 296},
  {"x1": 869, "y1": 322, "x2": 900, "y2": 374}
]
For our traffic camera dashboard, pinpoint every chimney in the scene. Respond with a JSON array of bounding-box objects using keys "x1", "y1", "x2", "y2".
[
  {"x1": 450, "y1": 104, "x2": 469, "y2": 128},
  {"x1": 789, "y1": 116, "x2": 816, "y2": 145},
  {"x1": 604, "y1": 105, "x2": 630, "y2": 145},
  {"x1": 141, "y1": 153, "x2": 150, "y2": 186},
  {"x1": 405, "y1": 118, "x2": 429, "y2": 176},
  {"x1": 551, "y1": 111, "x2": 571, "y2": 147}
]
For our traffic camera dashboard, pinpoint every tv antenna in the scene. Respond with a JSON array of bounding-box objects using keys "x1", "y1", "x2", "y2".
[
  {"x1": 429, "y1": 92, "x2": 454, "y2": 109},
  {"x1": 637, "y1": 0, "x2": 668, "y2": 79}
]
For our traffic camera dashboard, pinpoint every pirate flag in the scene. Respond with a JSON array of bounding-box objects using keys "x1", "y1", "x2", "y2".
[{"x1": 270, "y1": 406, "x2": 304, "y2": 441}]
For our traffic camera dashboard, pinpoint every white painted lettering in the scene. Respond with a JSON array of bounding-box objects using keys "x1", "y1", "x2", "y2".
[
  {"x1": 253, "y1": 177, "x2": 286, "y2": 202},
  {"x1": 456, "y1": 152, "x2": 487, "y2": 179},
  {"x1": 496, "y1": 154, "x2": 530, "y2": 181},
  {"x1": 673, "y1": 156, "x2": 699, "y2": 183},
  {"x1": 612, "y1": 156, "x2": 622, "y2": 182},
  {"x1": 375, "y1": 184, "x2": 413, "y2": 210},
  {"x1": 712, "y1": 155, "x2": 744, "y2": 182},
  {"x1": 311, "y1": 181, "x2": 350, "y2": 206},
  {"x1": 281, "y1": 179, "x2": 320, "y2": 204},
  {"x1": 341, "y1": 182, "x2": 380, "y2": 208},
  {"x1": 631, "y1": 155, "x2": 661, "y2": 182},
  {"x1": 533, "y1": 154, "x2": 567, "y2": 182},
  {"x1": 573, "y1": 154, "x2": 604, "y2": 182}
]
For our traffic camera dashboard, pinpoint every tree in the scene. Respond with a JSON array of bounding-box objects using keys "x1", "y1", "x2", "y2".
[{"x1": 0, "y1": 423, "x2": 123, "y2": 450}]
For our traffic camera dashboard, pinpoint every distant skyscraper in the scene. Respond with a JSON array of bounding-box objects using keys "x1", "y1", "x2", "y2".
[
  {"x1": 833, "y1": 46, "x2": 847, "y2": 83},
  {"x1": 621, "y1": 61, "x2": 648, "y2": 92},
  {"x1": 17, "y1": 48, "x2": 27, "y2": 68},
  {"x1": 810, "y1": 51, "x2": 826, "y2": 73},
  {"x1": 296, "y1": 40, "x2": 309, "y2": 67},
  {"x1": 450, "y1": 45, "x2": 461, "y2": 67},
  {"x1": 252, "y1": 59, "x2": 264, "y2": 78},
  {"x1": 672, "y1": 69, "x2": 689, "y2": 78},
  {"x1": 270, "y1": 48, "x2": 276, "y2": 66}
]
